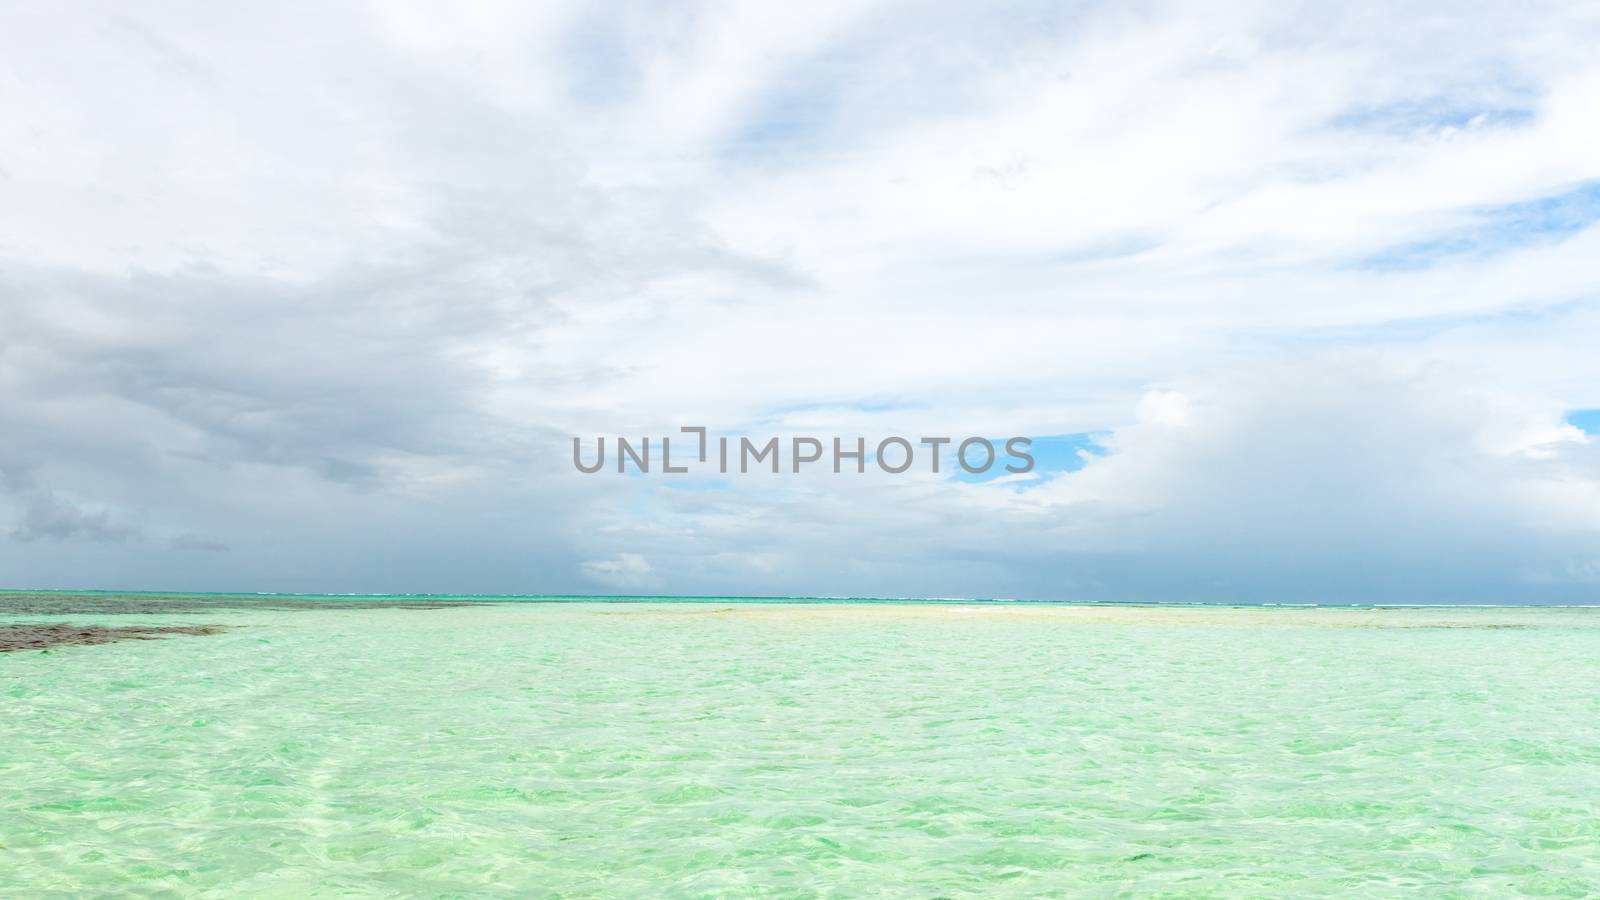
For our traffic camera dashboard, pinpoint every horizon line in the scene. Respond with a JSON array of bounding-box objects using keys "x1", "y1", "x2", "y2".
[{"x1": 3, "y1": 588, "x2": 1598, "y2": 608}]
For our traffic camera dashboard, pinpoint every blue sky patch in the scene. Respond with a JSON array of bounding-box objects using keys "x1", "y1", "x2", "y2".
[
  {"x1": 1351, "y1": 180, "x2": 1600, "y2": 272},
  {"x1": 1326, "y1": 98, "x2": 1535, "y2": 137},
  {"x1": 947, "y1": 433, "x2": 1107, "y2": 485},
  {"x1": 1566, "y1": 409, "x2": 1600, "y2": 435}
]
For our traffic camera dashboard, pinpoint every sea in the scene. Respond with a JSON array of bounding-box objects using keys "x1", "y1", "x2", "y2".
[{"x1": 4, "y1": 592, "x2": 1599, "y2": 896}]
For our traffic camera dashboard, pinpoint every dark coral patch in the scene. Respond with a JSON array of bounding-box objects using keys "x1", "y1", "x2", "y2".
[{"x1": 0, "y1": 623, "x2": 227, "y2": 652}]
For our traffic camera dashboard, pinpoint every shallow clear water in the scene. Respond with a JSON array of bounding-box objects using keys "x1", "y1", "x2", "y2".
[{"x1": 4, "y1": 597, "x2": 1600, "y2": 896}]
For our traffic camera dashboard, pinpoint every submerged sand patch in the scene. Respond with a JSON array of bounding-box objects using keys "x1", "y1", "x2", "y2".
[
  {"x1": 590, "y1": 602, "x2": 1585, "y2": 629},
  {"x1": 0, "y1": 623, "x2": 227, "y2": 652}
]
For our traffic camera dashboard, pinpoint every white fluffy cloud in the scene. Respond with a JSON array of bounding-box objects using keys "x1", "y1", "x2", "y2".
[
  {"x1": 560, "y1": 356, "x2": 1600, "y2": 601},
  {"x1": 1031, "y1": 357, "x2": 1600, "y2": 601},
  {"x1": 3, "y1": 2, "x2": 1600, "y2": 599}
]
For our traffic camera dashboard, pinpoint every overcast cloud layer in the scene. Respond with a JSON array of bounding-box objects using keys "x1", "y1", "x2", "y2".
[{"x1": 4, "y1": 1, "x2": 1600, "y2": 601}]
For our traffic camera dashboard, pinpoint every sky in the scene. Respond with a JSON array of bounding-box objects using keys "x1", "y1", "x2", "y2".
[{"x1": 3, "y1": 0, "x2": 1600, "y2": 601}]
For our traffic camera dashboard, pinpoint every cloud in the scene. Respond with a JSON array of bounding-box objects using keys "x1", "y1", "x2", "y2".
[
  {"x1": 563, "y1": 355, "x2": 1600, "y2": 602},
  {"x1": 0, "y1": 466, "x2": 139, "y2": 544},
  {"x1": 580, "y1": 553, "x2": 658, "y2": 592},
  {"x1": 2, "y1": 2, "x2": 1600, "y2": 598},
  {"x1": 1028, "y1": 356, "x2": 1600, "y2": 602}
]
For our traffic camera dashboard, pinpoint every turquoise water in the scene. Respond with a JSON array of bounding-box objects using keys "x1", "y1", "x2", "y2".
[{"x1": 5, "y1": 597, "x2": 1600, "y2": 896}]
